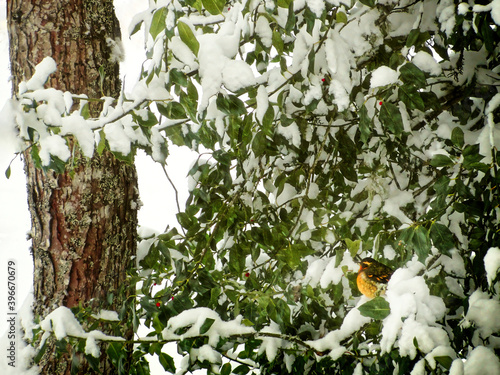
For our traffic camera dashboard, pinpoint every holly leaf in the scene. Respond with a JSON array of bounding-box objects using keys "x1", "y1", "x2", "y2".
[
  {"x1": 430, "y1": 154, "x2": 454, "y2": 168},
  {"x1": 413, "y1": 226, "x2": 431, "y2": 263},
  {"x1": 451, "y1": 127, "x2": 464, "y2": 148},
  {"x1": 399, "y1": 84, "x2": 425, "y2": 111},
  {"x1": 157, "y1": 102, "x2": 186, "y2": 120},
  {"x1": 158, "y1": 353, "x2": 176, "y2": 373},
  {"x1": 216, "y1": 94, "x2": 246, "y2": 116},
  {"x1": 358, "y1": 297, "x2": 390, "y2": 320},
  {"x1": 400, "y1": 63, "x2": 426, "y2": 88},
  {"x1": 359, "y1": 104, "x2": 372, "y2": 143},
  {"x1": 379, "y1": 102, "x2": 404, "y2": 137},
  {"x1": 430, "y1": 223, "x2": 454, "y2": 256}
]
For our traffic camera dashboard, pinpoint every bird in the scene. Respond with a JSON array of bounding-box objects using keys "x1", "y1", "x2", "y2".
[{"x1": 357, "y1": 257, "x2": 394, "y2": 298}]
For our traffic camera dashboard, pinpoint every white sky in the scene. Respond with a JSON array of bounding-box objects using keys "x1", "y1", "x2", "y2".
[{"x1": 0, "y1": 1, "x2": 194, "y2": 372}]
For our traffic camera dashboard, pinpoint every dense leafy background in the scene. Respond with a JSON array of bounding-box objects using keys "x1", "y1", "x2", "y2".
[{"x1": 10, "y1": 0, "x2": 500, "y2": 374}]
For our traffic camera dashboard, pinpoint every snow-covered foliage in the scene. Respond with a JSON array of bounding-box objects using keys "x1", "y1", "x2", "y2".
[{"x1": 6, "y1": 0, "x2": 500, "y2": 374}]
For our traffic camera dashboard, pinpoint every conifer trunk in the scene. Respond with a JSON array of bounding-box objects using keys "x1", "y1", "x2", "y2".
[{"x1": 7, "y1": 1, "x2": 138, "y2": 373}]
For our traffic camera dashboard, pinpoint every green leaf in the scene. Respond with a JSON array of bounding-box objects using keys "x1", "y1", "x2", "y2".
[
  {"x1": 339, "y1": 162, "x2": 358, "y2": 182},
  {"x1": 398, "y1": 85, "x2": 425, "y2": 111},
  {"x1": 189, "y1": 0, "x2": 204, "y2": 13},
  {"x1": 97, "y1": 130, "x2": 107, "y2": 155},
  {"x1": 30, "y1": 144, "x2": 42, "y2": 169},
  {"x1": 158, "y1": 102, "x2": 186, "y2": 119},
  {"x1": 107, "y1": 342, "x2": 125, "y2": 371},
  {"x1": 478, "y1": 13, "x2": 496, "y2": 52},
  {"x1": 433, "y1": 176, "x2": 450, "y2": 196},
  {"x1": 463, "y1": 144, "x2": 484, "y2": 170},
  {"x1": 158, "y1": 353, "x2": 176, "y2": 373},
  {"x1": 187, "y1": 80, "x2": 198, "y2": 102},
  {"x1": 202, "y1": 0, "x2": 225, "y2": 15},
  {"x1": 5, "y1": 165, "x2": 11, "y2": 179},
  {"x1": 336, "y1": 12, "x2": 347, "y2": 24},
  {"x1": 261, "y1": 106, "x2": 275, "y2": 134},
  {"x1": 345, "y1": 238, "x2": 362, "y2": 259},
  {"x1": 277, "y1": 0, "x2": 292, "y2": 6},
  {"x1": 400, "y1": 63, "x2": 426, "y2": 88},
  {"x1": 430, "y1": 223, "x2": 454, "y2": 256},
  {"x1": 150, "y1": 7, "x2": 167, "y2": 40},
  {"x1": 131, "y1": 359, "x2": 151, "y2": 375},
  {"x1": 221, "y1": 363, "x2": 232, "y2": 375},
  {"x1": 80, "y1": 102, "x2": 90, "y2": 119},
  {"x1": 451, "y1": 127, "x2": 464, "y2": 148},
  {"x1": 406, "y1": 29, "x2": 420, "y2": 47},
  {"x1": 285, "y1": 2, "x2": 296, "y2": 34},
  {"x1": 241, "y1": 319, "x2": 254, "y2": 326},
  {"x1": 234, "y1": 364, "x2": 251, "y2": 375},
  {"x1": 33, "y1": 339, "x2": 48, "y2": 364},
  {"x1": 164, "y1": 124, "x2": 185, "y2": 146},
  {"x1": 272, "y1": 31, "x2": 284, "y2": 55},
  {"x1": 430, "y1": 154, "x2": 454, "y2": 168},
  {"x1": 359, "y1": 104, "x2": 371, "y2": 143},
  {"x1": 399, "y1": 227, "x2": 415, "y2": 247},
  {"x1": 435, "y1": 356, "x2": 453, "y2": 370},
  {"x1": 413, "y1": 226, "x2": 431, "y2": 263},
  {"x1": 358, "y1": 297, "x2": 391, "y2": 319},
  {"x1": 181, "y1": 86, "x2": 198, "y2": 121},
  {"x1": 169, "y1": 68, "x2": 188, "y2": 87},
  {"x1": 133, "y1": 110, "x2": 158, "y2": 127},
  {"x1": 130, "y1": 20, "x2": 143, "y2": 36},
  {"x1": 216, "y1": 94, "x2": 246, "y2": 116},
  {"x1": 199, "y1": 317, "x2": 215, "y2": 334},
  {"x1": 421, "y1": 91, "x2": 441, "y2": 112},
  {"x1": 71, "y1": 352, "x2": 81, "y2": 375},
  {"x1": 47, "y1": 155, "x2": 67, "y2": 174},
  {"x1": 359, "y1": 0, "x2": 376, "y2": 7},
  {"x1": 337, "y1": 129, "x2": 356, "y2": 162},
  {"x1": 379, "y1": 102, "x2": 404, "y2": 137},
  {"x1": 177, "y1": 212, "x2": 194, "y2": 229},
  {"x1": 84, "y1": 354, "x2": 100, "y2": 372},
  {"x1": 252, "y1": 131, "x2": 268, "y2": 157},
  {"x1": 178, "y1": 21, "x2": 199, "y2": 56}
]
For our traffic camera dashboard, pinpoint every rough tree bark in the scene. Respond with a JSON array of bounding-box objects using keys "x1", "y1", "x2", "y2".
[{"x1": 7, "y1": 0, "x2": 138, "y2": 373}]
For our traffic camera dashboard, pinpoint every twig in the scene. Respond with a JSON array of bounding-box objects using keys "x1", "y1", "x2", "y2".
[{"x1": 161, "y1": 164, "x2": 182, "y2": 215}]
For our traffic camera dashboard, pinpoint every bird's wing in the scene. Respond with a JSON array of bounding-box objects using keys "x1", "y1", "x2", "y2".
[{"x1": 366, "y1": 268, "x2": 393, "y2": 284}]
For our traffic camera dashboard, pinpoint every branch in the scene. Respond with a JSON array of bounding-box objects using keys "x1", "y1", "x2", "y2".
[
  {"x1": 411, "y1": 87, "x2": 469, "y2": 131},
  {"x1": 53, "y1": 329, "x2": 318, "y2": 353},
  {"x1": 161, "y1": 164, "x2": 182, "y2": 215}
]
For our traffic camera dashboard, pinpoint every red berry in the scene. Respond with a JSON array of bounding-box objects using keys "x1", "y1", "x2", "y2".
[
  {"x1": 154, "y1": 283, "x2": 157, "y2": 286},
  {"x1": 156, "y1": 302, "x2": 160, "y2": 307},
  {"x1": 245, "y1": 272, "x2": 250, "y2": 277},
  {"x1": 322, "y1": 78, "x2": 326, "y2": 82},
  {"x1": 379, "y1": 101, "x2": 383, "y2": 105}
]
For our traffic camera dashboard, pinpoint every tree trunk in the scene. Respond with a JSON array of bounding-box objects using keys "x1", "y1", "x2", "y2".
[{"x1": 7, "y1": 1, "x2": 138, "y2": 373}]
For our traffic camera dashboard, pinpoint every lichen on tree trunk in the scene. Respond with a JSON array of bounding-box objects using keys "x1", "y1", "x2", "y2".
[{"x1": 7, "y1": 0, "x2": 138, "y2": 374}]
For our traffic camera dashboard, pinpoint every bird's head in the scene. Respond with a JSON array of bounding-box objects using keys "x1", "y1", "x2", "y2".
[{"x1": 358, "y1": 257, "x2": 376, "y2": 272}]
